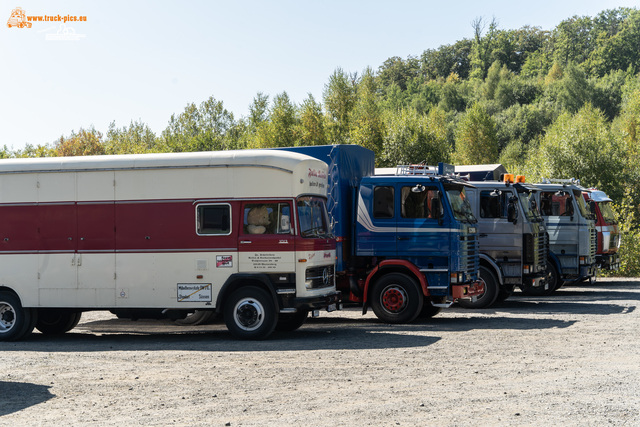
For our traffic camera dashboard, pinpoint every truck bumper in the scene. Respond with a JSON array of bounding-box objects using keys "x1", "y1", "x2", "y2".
[
  {"x1": 579, "y1": 265, "x2": 598, "y2": 283},
  {"x1": 288, "y1": 291, "x2": 342, "y2": 312},
  {"x1": 523, "y1": 273, "x2": 547, "y2": 289},
  {"x1": 597, "y1": 253, "x2": 620, "y2": 271},
  {"x1": 452, "y1": 280, "x2": 485, "y2": 301}
]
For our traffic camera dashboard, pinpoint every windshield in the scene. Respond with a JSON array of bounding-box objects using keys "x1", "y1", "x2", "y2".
[
  {"x1": 297, "y1": 196, "x2": 332, "y2": 238},
  {"x1": 573, "y1": 190, "x2": 594, "y2": 220},
  {"x1": 598, "y1": 201, "x2": 617, "y2": 224},
  {"x1": 518, "y1": 192, "x2": 543, "y2": 222},
  {"x1": 445, "y1": 185, "x2": 476, "y2": 223}
]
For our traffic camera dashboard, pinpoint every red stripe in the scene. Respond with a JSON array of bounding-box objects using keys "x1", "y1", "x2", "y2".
[{"x1": 0, "y1": 200, "x2": 336, "y2": 253}]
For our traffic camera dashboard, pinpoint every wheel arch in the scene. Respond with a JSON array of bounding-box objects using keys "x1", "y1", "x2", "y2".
[
  {"x1": 479, "y1": 254, "x2": 504, "y2": 285},
  {"x1": 362, "y1": 260, "x2": 427, "y2": 313},
  {"x1": 216, "y1": 274, "x2": 280, "y2": 314}
]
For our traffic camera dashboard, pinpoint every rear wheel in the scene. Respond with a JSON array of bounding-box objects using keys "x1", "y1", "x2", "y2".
[
  {"x1": 274, "y1": 310, "x2": 309, "y2": 332},
  {"x1": 224, "y1": 286, "x2": 277, "y2": 340},
  {"x1": 174, "y1": 310, "x2": 215, "y2": 326},
  {"x1": 371, "y1": 273, "x2": 423, "y2": 324},
  {"x1": 35, "y1": 310, "x2": 82, "y2": 335},
  {"x1": 458, "y1": 266, "x2": 499, "y2": 309},
  {"x1": 521, "y1": 263, "x2": 559, "y2": 296},
  {"x1": 0, "y1": 291, "x2": 33, "y2": 341}
]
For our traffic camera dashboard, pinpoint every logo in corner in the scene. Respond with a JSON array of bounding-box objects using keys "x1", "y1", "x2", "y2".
[{"x1": 7, "y1": 7, "x2": 31, "y2": 28}]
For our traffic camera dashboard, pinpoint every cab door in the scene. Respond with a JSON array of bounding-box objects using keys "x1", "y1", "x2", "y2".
[
  {"x1": 355, "y1": 183, "x2": 397, "y2": 256},
  {"x1": 477, "y1": 189, "x2": 521, "y2": 260},
  {"x1": 396, "y1": 184, "x2": 450, "y2": 259},
  {"x1": 237, "y1": 201, "x2": 296, "y2": 273}
]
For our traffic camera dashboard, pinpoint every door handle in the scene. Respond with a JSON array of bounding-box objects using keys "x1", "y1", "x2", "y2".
[
  {"x1": 479, "y1": 233, "x2": 488, "y2": 237},
  {"x1": 240, "y1": 240, "x2": 252, "y2": 244},
  {"x1": 397, "y1": 237, "x2": 409, "y2": 241}
]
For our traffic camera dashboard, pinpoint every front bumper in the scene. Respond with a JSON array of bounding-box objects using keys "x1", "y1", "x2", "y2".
[
  {"x1": 452, "y1": 280, "x2": 485, "y2": 301},
  {"x1": 287, "y1": 291, "x2": 342, "y2": 311},
  {"x1": 579, "y1": 264, "x2": 597, "y2": 281},
  {"x1": 524, "y1": 273, "x2": 547, "y2": 289},
  {"x1": 597, "y1": 253, "x2": 620, "y2": 271}
]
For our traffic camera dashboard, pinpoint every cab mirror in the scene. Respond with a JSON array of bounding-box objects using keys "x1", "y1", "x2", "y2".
[
  {"x1": 431, "y1": 197, "x2": 443, "y2": 219},
  {"x1": 588, "y1": 200, "x2": 597, "y2": 216},
  {"x1": 507, "y1": 201, "x2": 518, "y2": 224}
]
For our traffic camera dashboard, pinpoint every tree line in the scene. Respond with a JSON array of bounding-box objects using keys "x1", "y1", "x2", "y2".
[{"x1": 3, "y1": 7, "x2": 640, "y2": 275}]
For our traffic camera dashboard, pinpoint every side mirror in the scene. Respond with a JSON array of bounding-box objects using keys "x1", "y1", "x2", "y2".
[
  {"x1": 280, "y1": 215, "x2": 290, "y2": 232},
  {"x1": 431, "y1": 198, "x2": 443, "y2": 218},
  {"x1": 589, "y1": 200, "x2": 597, "y2": 216},
  {"x1": 507, "y1": 200, "x2": 518, "y2": 224}
]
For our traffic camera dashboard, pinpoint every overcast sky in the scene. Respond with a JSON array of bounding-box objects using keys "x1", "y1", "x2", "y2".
[{"x1": 2, "y1": 0, "x2": 637, "y2": 150}]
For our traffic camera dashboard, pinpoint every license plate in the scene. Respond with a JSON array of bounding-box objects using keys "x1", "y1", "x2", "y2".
[{"x1": 327, "y1": 303, "x2": 337, "y2": 312}]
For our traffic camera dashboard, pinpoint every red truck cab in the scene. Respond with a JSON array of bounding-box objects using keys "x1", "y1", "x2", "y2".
[{"x1": 583, "y1": 189, "x2": 621, "y2": 271}]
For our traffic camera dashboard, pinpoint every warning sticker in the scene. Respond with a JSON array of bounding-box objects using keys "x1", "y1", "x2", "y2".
[{"x1": 177, "y1": 283, "x2": 212, "y2": 302}]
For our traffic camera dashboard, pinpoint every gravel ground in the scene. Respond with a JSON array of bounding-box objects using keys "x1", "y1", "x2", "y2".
[{"x1": 1, "y1": 277, "x2": 639, "y2": 427}]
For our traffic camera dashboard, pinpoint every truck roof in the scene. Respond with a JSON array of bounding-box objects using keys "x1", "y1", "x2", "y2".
[
  {"x1": 0, "y1": 150, "x2": 317, "y2": 174},
  {"x1": 586, "y1": 189, "x2": 612, "y2": 203}
]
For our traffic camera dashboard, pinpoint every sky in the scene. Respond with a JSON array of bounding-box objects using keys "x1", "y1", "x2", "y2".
[{"x1": 1, "y1": 0, "x2": 638, "y2": 151}]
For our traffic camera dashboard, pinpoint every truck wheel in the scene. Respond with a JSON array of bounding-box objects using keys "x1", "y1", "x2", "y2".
[
  {"x1": 174, "y1": 310, "x2": 215, "y2": 326},
  {"x1": 418, "y1": 302, "x2": 442, "y2": 318},
  {"x1": 224, "y1": 286, "x2": 277, "y2": 340},
  {"x1": 458, "y1": 266, "x2": 499, "y2": 309},
  {"x1": 371, "y1": 273, "x2": 423, "y2": 324},
  {"x1": 35, "y1": 310, "x2": 82, "y2": 335},
  {"x1": 0, "y1": 291, "x2": 33, "y2": 341},
  {"x1": 521, "y1": 263, "x2": 559, "y2": 296},
  {"x1": 274, "y1": 310, "x2": 309, "y2": 332}
]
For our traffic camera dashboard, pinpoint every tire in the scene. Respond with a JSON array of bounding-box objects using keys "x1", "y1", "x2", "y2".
[
  {"x1": 418, "y1": 301, "x2": 442, "y2": 318},
  {"x1": 224, "y1": 286, "x2": 277, "y2": 340},
  {"x1": 521, "y1": 262, "x2": 559, "y2": 296},
  {"x1": 0, "y1": 291, "x2": 33, "y2": 341},
  {"x1": 174, "y1": 310, "x2": 215, "y2": 326},
  {"x1": 458, "y1": 266, "x2": 499, "y2": 309},
  {"x1": 370, "y1": 273, "x2": 423, "y2": 324},
  {"x1": 495, "y1": 288, "x2": 513, "y2": 303},
  {"x1": 274, "y1": 310, "x2": 309, "y2": 332},
  {"x1": 35, "y1": 310, "x2": 82, "y2": 335}
]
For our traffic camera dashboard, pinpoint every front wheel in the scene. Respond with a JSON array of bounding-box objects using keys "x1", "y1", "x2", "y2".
[
  {"x1": 458, "y1": 266, "x2": 499, "y2": 309},
  {"x1": 0, "y1": 291, "x2": 34, "y2": 341},
  {"x1": 370, "y1": 273, "x2": 423, "y2": 324},
  {"x1": 224, "y1": 286, "x2": 277, "y2": 340},
  {"x1": 35, "y1": 310, "x2": 82, "y2": 335}
]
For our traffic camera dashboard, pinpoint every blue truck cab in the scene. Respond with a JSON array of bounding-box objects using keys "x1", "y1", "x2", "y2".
[{"x1": 275, "y1": 145, "x2": 483, "y2": 323}]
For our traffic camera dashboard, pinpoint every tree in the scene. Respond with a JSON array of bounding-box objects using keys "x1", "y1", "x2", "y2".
[
  {"x1": 453, "y1": 102, "x2": 499, "y2": 164},
  {"x1": 105, "y1": 120, "x2": 160, "y2": 154},
  {"x1": 323, "y1": 68, "x2": 357, "y2": 144},
  {"x1": 377, "y1": 56, "x2": 420, "y2": 90},
  {"x1": 161, "y1": 96, "x2": 235, "y2": 152},
  {"x1": 350, "y1": 68, "x2": 385, "y2": 157},
  {"x1": 251, "y1": 92, "x2": 298, "y2": 148},
  {"x1": 56, "y1": 127, "x2": 105, "y2": 157},
  {"x1": 380, "y1": 107, "x2": 451, "y2": 167},
  {"x1": 420, "y1": 39, "x2": 473, "y2": 80},
  {"x1": 297, "y1": 94, "x2": 327, "y2": 146},
  {"x1": 531, "y1": 103, "x2": 623, "y2": 201}
]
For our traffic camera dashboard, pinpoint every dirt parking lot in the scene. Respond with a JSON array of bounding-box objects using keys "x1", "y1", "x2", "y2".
[{"x1": 1, "y1": 277, "x2": 639, "y2": 427}]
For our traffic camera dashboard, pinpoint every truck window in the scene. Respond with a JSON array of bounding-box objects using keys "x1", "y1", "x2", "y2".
[
  {"x1": 479, "y1": 190, "x2": 505, "y2": 218},
  {"x1": 598, "y1": 202, "x2": 617, "y2": 224},
  {"x1": 401, "y1": 186, "x2": 439, "y2": 219},
  {"x1": 373, "y1": 186, "x2": 394, "y2": 218},
  {"x1": 540, "y1": 191, "x2": 574, "y2": 217},
  {"x1": 297, "y1": 197, "x2": 331, "y2": 238},
  {"x1": 243, "y1": 203, "x2": 291, "y2": 235},
  {"x1": 196, "y1": 204, "x2": 231, "y2": 235}
]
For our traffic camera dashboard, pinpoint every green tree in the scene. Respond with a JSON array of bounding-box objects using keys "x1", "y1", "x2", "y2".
[
  {"x1": 323, "y1": 68, "x2": 357, "y2": 144},
  {"x1": 161, "y1": 96, "x2": 235, "y2": 152},
  {"x1": 105, "y1": 120, "x2": 160, "y2": 154},
  {"x1": 297, "y1": 94, "x2": 327, "y2": 146},
  {"x1": 56, "y1": 127, "x2": 105, "y2": 157},
  {"x1": 380, "y1": 107, "x2": 451, "y2": 167},
  {"x1": 531, "y1": 104, "x2": 623, "y2": 200},
  {"x1": 350, "y1": 68, "x2": 385, "y2": 157},
  {"x1": 453, "y1": 102, "x2": 499, "y2": 164}
]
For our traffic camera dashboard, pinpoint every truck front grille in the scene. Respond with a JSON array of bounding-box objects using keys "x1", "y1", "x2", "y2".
[
  {"x1": 590, "y1": 228, "x2": 597, "y2": 259},
  {"x1": 305, "y1": 265, "x2": 335, "y2": 290}
]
